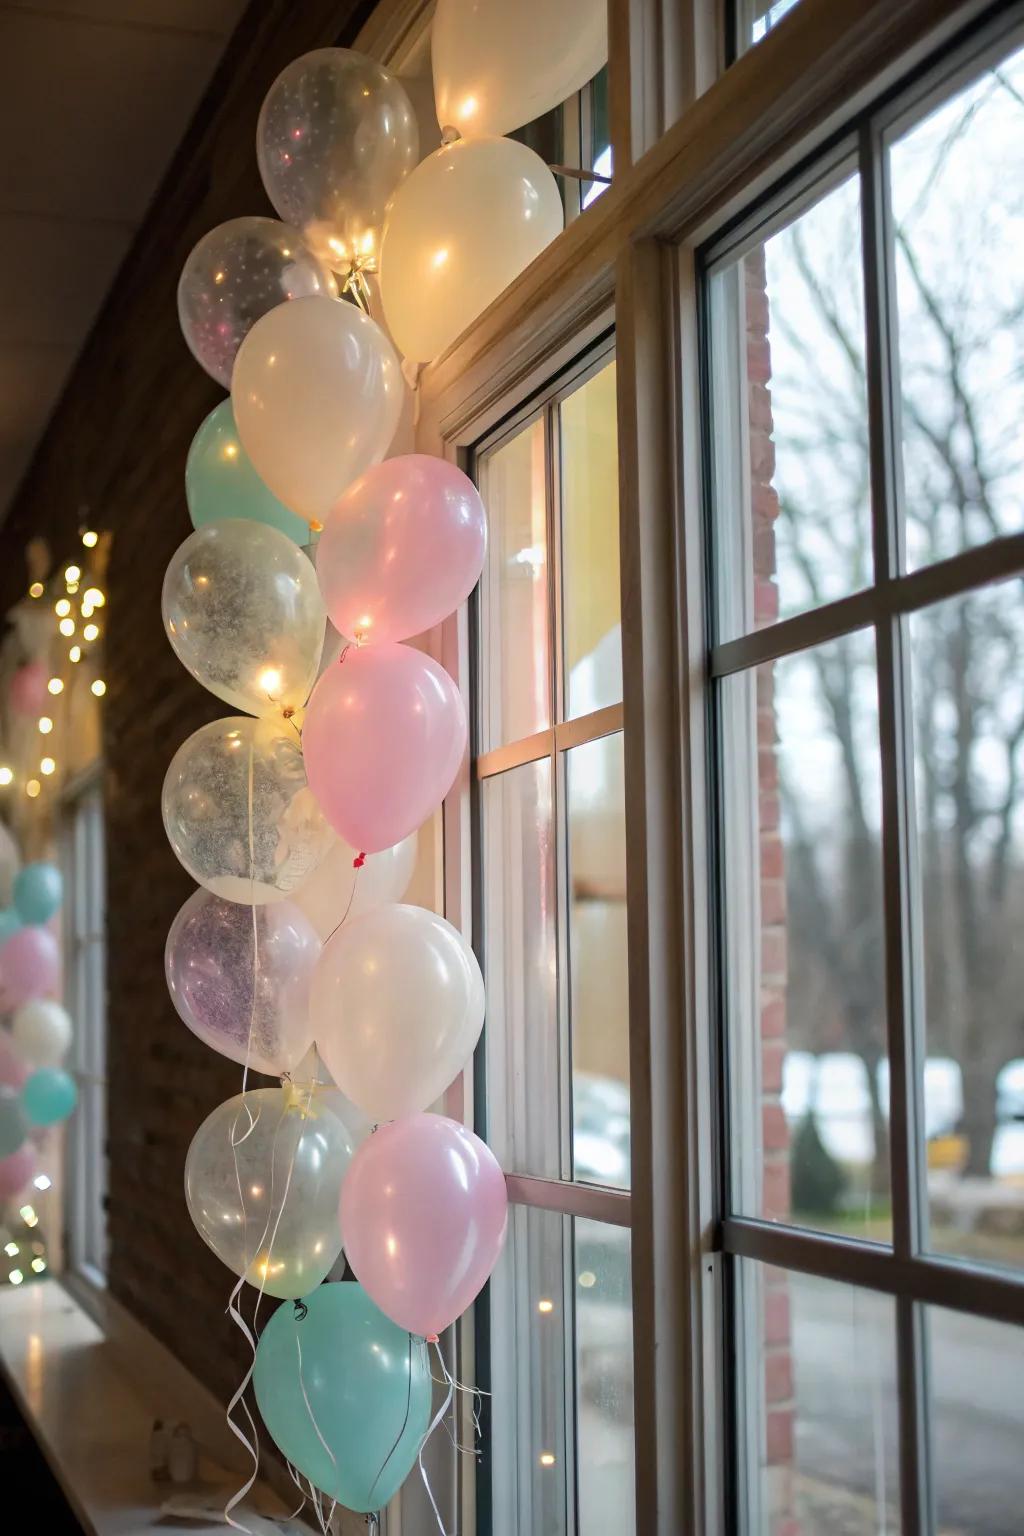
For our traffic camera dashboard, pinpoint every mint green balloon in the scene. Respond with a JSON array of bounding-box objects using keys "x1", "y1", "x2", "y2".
[
  {"x1": 254, "y1": 1283, "x2": 430, "y2": 1513},
  {"x1": 21, "y1": 1068, "x2": 77, "y2": 1127},
  {"x1": 186, "y1": 400, "x2": 309, "y2": 546}
]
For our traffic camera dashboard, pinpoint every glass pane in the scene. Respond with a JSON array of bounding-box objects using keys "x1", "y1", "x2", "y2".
[
  {"x1": 739, "y1": 1262, "x2": 901, "y2": 1533},
  {"x1": 560, "y1": 361, "x2": 622, "y2": 718},
  {"x1": 909, "y1": 584, "x2": 1024, "y2": 1273},
  {"x1": 575, "y1": 1216, "x2": 634, "y2": 1535},
  {"x1": 482, "y1": 759, "x2": 562, "y2": 1180},
  {"x1": 488, "y1": 1204, "x2": 634, "y2": 1536},
  {"x1": 723, "y1": 632, "x2": 891, "y2": 1239},
  {"x1": 928, "y1": 1305, "x2": 1024, "y2": 1535},
  {"x1": 479, "y1": 418, "x2": 550, "y2": 749},
  {"x1": 567, "y1": 733, "x2": 630, "y2": 1189},
  {"x1": 711, "y1": 173, "x2": 870, "y2": 642},
  {"x1": 738, "y1": 0, "x2": 803, "y2": 50},
  {"x1": 892, "y1": 43, "x2": 1024, "y2": 570},
  {"x1": 582, "y1": 67, "x2": 612, "y2": 211}
]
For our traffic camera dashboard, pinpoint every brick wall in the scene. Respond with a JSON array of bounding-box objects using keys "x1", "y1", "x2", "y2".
[
  {"x1": 0, "y1": 0, "x2": 373, "y2": 1412},
  {"x1": 745, "y1": 247, "x2": 797, "y2": 1533}
]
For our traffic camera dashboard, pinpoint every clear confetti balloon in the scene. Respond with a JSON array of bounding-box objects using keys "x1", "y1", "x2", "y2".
[
  {"x1": 177, "y1": 216, "x2": 336, "y2": 388},
  {"x1": 165, "y1": 889, "x2": 320, "y2": 1074},
  {"x1": 257, "y1": 48, "x2": 419, "y2": 275},
  {"x1": 162, "y1": 520, "x2": 326, "y2": 719},
  {"x1": 185, "y1": 1085, "x2": 355, "y2": 1298},
  {"x1": 161, "y1": 716, "x2": 332, "y2": 905}
]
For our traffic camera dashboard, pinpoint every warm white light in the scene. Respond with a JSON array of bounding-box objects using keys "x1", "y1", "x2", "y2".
[
  {"x1": 64, "y1": 564, "x2": 81, "y2": 584},
  {"x1": 59, "y1": 617, "x2": 75, "y2": 637},
  {"x1": 578, "y1": 1271, "x2": 596, "y2": 1289},
  {"x1": 83, "y1": 623, "x2": 100, "y2": 642},
  {"x1": 537, "y1": 1299, "x2": 554, "y2": 1314},
  {"x1": 38, "y1": 717, "x2": 52, "y2": 734},
  {"x1": 8, "y1": 1270, "x2": 23, "y2": 1286},
  {"x1": 32, "y1": 1175, "x2": 51, "y2": 1192},
  {"x1": 55, "y1": 598, "x2": 71, "y2": 617},
  {"x1": 83, "y1": 588, "x2": 105, "y2": 609},
  {"x1": 431, "y1": 247, "x2": 450, "y2": 269},
  {"x1": 0, "y1": 768, "x2": 12, "y2": 787},
  {"x1": 40, "y1": 758, "x2": 55, "y2": 776},
  {"x1": 3, "y1": 1243, "x2": 17, "y2": 1258},
  {"x1": 91, "y1": 679, "x2": 107, "y2": 698},
  {"x1": 82, "y1": 530, "x2": 98, "y2": 548},
  {"x1": 19, "y1": 1206, "x2": 37, "y2": 1228},
  {"x1": 69, "y1": 646, "x2": 81, "y2": 663},
  {"x1": 25, "y1": 780, "x2": 41, "y2": 799},
  {"x1": 47, "y1": 678, "x2": 63, "y2": 695},
  {"x1": 30, "y1": 1258, "x2": 46, "y2": 1274},
  {"x1": 222, "y1": 443, "x2": 239, "y2": 461},
  {"x1": 539, "y1": 1453, "x2": 556, "y2": 1468},
  {"x1": 28, "y1": 582, "x2": 43, "y2": 599},
  {"x1": 258, "y1": 666, "x2": 283, "y2": 697}
]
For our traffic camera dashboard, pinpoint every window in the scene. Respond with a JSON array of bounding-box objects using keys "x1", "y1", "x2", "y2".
[
  {"x1": 705, "y1": 22, "x2": 1024, "y2": 1533},
  {"x1": 62, "y1": 776, "x2": 107, "y2": 1281},
  {"x1": 473, "y1": 349, "x2": 633, "y2": 1535}
]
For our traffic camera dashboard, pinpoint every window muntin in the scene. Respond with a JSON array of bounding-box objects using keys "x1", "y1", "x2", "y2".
[{"x1": 705, "y1": 22, "x2": 1024, "y2": 1535}]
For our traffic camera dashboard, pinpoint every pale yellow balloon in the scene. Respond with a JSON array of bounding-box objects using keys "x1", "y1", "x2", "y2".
[
  {"x1": 379, "y1": 136, "x2": 563, "y2": 363},
  {"x1": 432, "y1": 0, "x2": 607, "y2": 138},
  {"x1": 231, "y1": 295, "x2": 402, "y2": 524}
]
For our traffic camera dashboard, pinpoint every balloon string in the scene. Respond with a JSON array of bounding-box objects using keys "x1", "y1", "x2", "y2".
[
  {"x1": 295, "y1": 1326, "x2": 339, "y2": 1534},
  {"x1": 367, "y1": 1331, "x2": 416, "y2": 1505},
  {"x1": 324, "y1": 865, "x2": 360, "y2": 945},
  {"x1": 242, "y1": 734, "x2": 259, "y2": 1098},
  {"x1": 417, "y1": 1340, "x2": 455, "y2": 1536},
  {"x1": 428, "y1": 1351, "x2": 487, "y2": 1455},
  {"x1": 223, "y1": 1273, "x2": 261, "y2": 1535}
]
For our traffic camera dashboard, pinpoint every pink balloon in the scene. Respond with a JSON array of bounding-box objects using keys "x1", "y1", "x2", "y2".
[
  {"x1": 10, "y1": 662, "x2": 48, "y2": 717},
  {"x1": 0, "y1": 927, "x2": 59, "y2": 1007},
  {"x1": 340, "y1": 1113, "x2": 507, "y2": 1339},
  {"x1": 318, "y1": 455, "x2": 487, "y2": 645},
  {"x1": 303, "y1": 644, "x2": 466, "y2": 854},
  {"x1": 0, "y1": 1143, "x2": 36, "y2": 1200},
  {"x1": 0, "y1": 1035, "x2": 28, "y2": 1090}
]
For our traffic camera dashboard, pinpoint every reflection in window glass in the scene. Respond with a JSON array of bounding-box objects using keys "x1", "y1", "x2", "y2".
[
  {"x1": 744, "y1": 0, "x2": 803, "y2": 47},
  {"x1": 910, "y1": 585, "x2": 1024, "y2": 1274},
  {"x1": 560, "y1": 361, "x2": 621, "y2": 718},
  {"x1": 711, "y1": 173, "x2": 870, "y2": 642},
  {"x1": 488, "y1": 1205, "x2": 635, "y2": 1536},
  {"x1": 567, "y1": 733, "x2": 629, "y2": 1189},
  {"x1": 892, "y1": 45, "x2": 1024, "y2": 570},
  {"x1": 723, "y1": 632, "x2": 890, "y2": 1239},
  {"x1": 479, "y1": 419, "x2": 550, "y2": 750},
  {"x1": 482, "y1": 759, "x2": 561, "y2": 1180},
  {"x1": 740, "y1": 1262, "x2": 901, "y2": 1533},
  {"x1": 929, "y1": 1306, "x2": 1024, "y2": 1536}
]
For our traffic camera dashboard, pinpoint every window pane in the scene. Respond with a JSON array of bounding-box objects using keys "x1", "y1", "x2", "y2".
[
  {"x1": 567, "y1": 733, "x2": 629, "y2": 1190},
  {"x1": 560, "y1": 361, "x2": 622, "y2": 719},
  {"x1": 737, "y1": 0, "x2": 803, "y2": 51},
  {"x1": 487, "y1": 1204, "x2": 634, "y2": 1536},
  {"x1": 892, "y1": 44, "x2": 1024, "y2": 570},
  {"x1": 479, "y1": 418, "x2": 550, "y2": 749},
  {"x1": 711, "y1": 174, "x2": 870, "y2": 642},
  {"x1": 723, "y1": 632, "x2": 891, "y2": 1239},
  {"x1": 909, "y1": 584, "x2": 1024, "y2": 1273},
  {"x1": 929, "y1": 1305, "x2": 1024, "y2": 1535},
  {"x1": 482, "y1": 758, "x2": 562, "y2": 1180},
  {"x1": 739, "y1": 1262, "x2": 901, "y2": 1533}
]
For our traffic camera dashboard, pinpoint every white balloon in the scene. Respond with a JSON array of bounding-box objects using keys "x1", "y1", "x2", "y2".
[
  {"x1": 232, "y1": 295, "x2": 402, "y2": 524},
  {"x1": 312, "y1": 904, "x2": 484, "y2": 1121},
  {"x1": 292, "y1": 832, "x2": 416, "y2": 941},
  {"x1": 433, "y1": 0, "x2": 607, "y2": 138},
  {"x1": 11, "y1": 999, "x2": 72, "y2": 1068},
  {"x1": 379, "y1": 136, "x2": 562, "y2": 363}
]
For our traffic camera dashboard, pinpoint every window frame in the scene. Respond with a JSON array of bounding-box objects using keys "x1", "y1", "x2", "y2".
[{"x1": 407, "y1": 2, "x2": 1024, "y2": 1533}]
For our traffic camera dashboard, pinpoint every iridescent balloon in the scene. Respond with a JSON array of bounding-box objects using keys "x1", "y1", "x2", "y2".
[
  {"x1": 161, "y1": 716, "x2": 332, "y2": 905},
  {"x1": 186, "y1": 1085, "x2": 355, "y2": 1299},
  {"x1": 257, "y1": 48, "x2": 419, "y2": 275},
  {"x1": 166, "y1": 889, "x2": 320, "y2": 1074},
  {"x1": 186, "y1": 401, "x2": 309, "y2": 546},
  {"x1": 177, "y1": 216, "x2": 336, "y2": 388},
  {"x1": 162, "y1": 520, "x2": 325, "y2": 719}
]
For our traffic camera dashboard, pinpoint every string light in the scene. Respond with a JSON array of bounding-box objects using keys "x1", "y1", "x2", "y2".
[
  {"x1": 67, "y1": 581, "x2": 79, "y2": 595},
  {"x1": 25, "y1": 780, "x2": 40, "y2": 799},
  {"x1": 539, "y1": 1453, "x2": 556, "y2": 1467},
  {"x1": 59, "y1": 618, "x2": 75, "y2": 637},
  {"x1": 91, "y1": 679, "x2": 107, "y2": 698},
  {"x1": 69, "y1": 646, "x2": 81, "y2": 663},
  {"x1": 0, "y1": 768, "x2": 12, "y2": 787},
  {"x1": 83, "y1": 623, "x2": 100, "y2": 642},
  {"x1": 30, "y1": 1259, "x2": 46, "y2": 1274},
  {"x1": 537, "y1": 1299, "x2": 554, "y2": 1314},
  {"x1": 28, "y1": 582, "x2": 43, "y2": 599},
  {"x1": 55, "y1": 598, "x2": 71, "y2": 617},
  {"x1": 32, "y1": 1175, "x2": 51, "y2": 1192},
  {"x1": 64, "y1": 564, "x2": 81, "y2": 584},
  {"x1": 40, "y1": 758, "x2": 55, "y2": 776},
  {"x1": 82, "y1": 530, "x2": 98, "y2": 548},
  {"x1": 47, "y1": 678, "x2": 64, "y2": 695},
  {"x1": 8, "y1": 1270, "x2": 23, "y2": 1286},
  {"x1": 18, "y1": 1206, "x2": 37, "y2": 1228},
  {"x1": 82, "y1": 588, "x2": 105, "y2": 609},
  {"x1": 38, "y1": 718, "x2": 52, "y2": 734},
  {"x1": 3, "y1": 1243, "x2": 16, "y2": 1258}
]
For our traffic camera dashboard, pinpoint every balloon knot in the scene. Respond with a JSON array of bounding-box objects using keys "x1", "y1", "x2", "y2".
[
  {"x1": 352, "y1": 852, "x2": 366, "y2": 869},
  {"x1": 293, "y1": 1299, "x2": 308, "y2": 1322},
  {"x1": 426, "y1": 1333, "x2": 440, "y2": 1345},
  {"x1": 440, "y1": 125, "x2": 461, "y2": 146},
  {"x1": 309, "y1": 518, "x2": 324, "y2": 534},
  {"x1": 282, "y1": 705, "x2": 295, "y2": 720}
]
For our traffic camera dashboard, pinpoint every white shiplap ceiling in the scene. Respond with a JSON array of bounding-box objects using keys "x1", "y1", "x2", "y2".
[{"x1": 0, "y1": 0, "x2": 252, "y2": 517}]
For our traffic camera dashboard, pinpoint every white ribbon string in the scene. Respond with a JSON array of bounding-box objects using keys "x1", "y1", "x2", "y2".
[
  {"x1": 416, "y1": 1340, "x2": 455, "y2": 1536},
  {"x1": 295, "y1": 1327, "x2": 339, "y2": 1534}
]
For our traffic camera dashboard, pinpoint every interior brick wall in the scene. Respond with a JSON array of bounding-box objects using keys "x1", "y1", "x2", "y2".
[{"x1": 0, "y1": 0, "x2": 373, "y2": 1411}]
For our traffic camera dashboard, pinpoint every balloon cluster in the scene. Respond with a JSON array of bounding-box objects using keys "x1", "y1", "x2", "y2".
[
  {"x1": 0, "y1": 862, "x2": 77, "y2": 1200},
  {"x1": 164, "y1": 0, "x2": 612, "y2": 1507}
]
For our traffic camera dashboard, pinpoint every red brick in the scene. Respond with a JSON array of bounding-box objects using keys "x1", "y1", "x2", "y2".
[
  {"x1": 763, "y1": 1102, "x2": 790, "y2": 1154},
  {"x1": 763, "y1": 1284, "x2": 791, "y2": 1347},
  {"x1": 761, "y1": 877, "x2": 786, "y2": 927},
  {"x1": 762, "y1": 1038, "x2": 787, "y2": 1094},
  {"x1": 766, "y1": 1406, "x2": 795, "y2": 1465},
  {"x1": 761, "y1": 928, "x2": 788, "y2": 980},
  {"x1": 765, "y1": 1347, "x2": 794, "y2": 1404},
  {"x1": 761, "y1": 990, "x2": 786, "y2": 1038},
  {"x1": 761, "y1": 835, "x2": 784, "y2": 879},
  {"x1": 762, "y1": 1159, "x2": 792, "y2": 1219}
]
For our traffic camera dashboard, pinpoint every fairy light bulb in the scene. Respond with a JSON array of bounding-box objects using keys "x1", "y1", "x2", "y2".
[
  {"x1": 30, "y1": 1258, "x2": 46, "y2": 1274},
  {"x1": 0, "y1": 768, "x2": 12, "y2": 787},
  {"x1": 55, "y1": 598, "x2": 71, "y2": 617},
  {"x1": 82, "y1": 587, "x2": 105, "y2": 609},
  {"x1": 40, "y1": 758, "x2": 55, "y2": 776},
  {"x1": 64, "y1": 564, "x2": 81, "y2": 584},
  {"x1": 8, "y1": 1270, "x2": 23, "y2": 1286},
  {"x1": 28, "y1": 582, "x2": 43, "y2": 599},
  {"x1": 83, "y1": 623, "x2": 99, "y2": 642},
  {"x1": 91, "y1": 679, "x2": 107, "y2": 698},
  {"x1": 82, "y1": 530, "x2": 98, "y2": 548},
  {"x1": 25, "y1": 781, "x2": 40, "y2": 799},
  {"x1": 59, "y1": 618, "x2": 75, "y2": 637},
  {"x1": 19, "y1": 1206, "x2": 37, "y2": 1227},
  {"x1": 47, "y1": 678, "x2": 64, "y2": 695},
  {"x1": 38, "y1": 717, "x2": 52, "y2": 734},
  {"x1": 69, "y1": 646, "x2": 81, "y2": 663}
]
